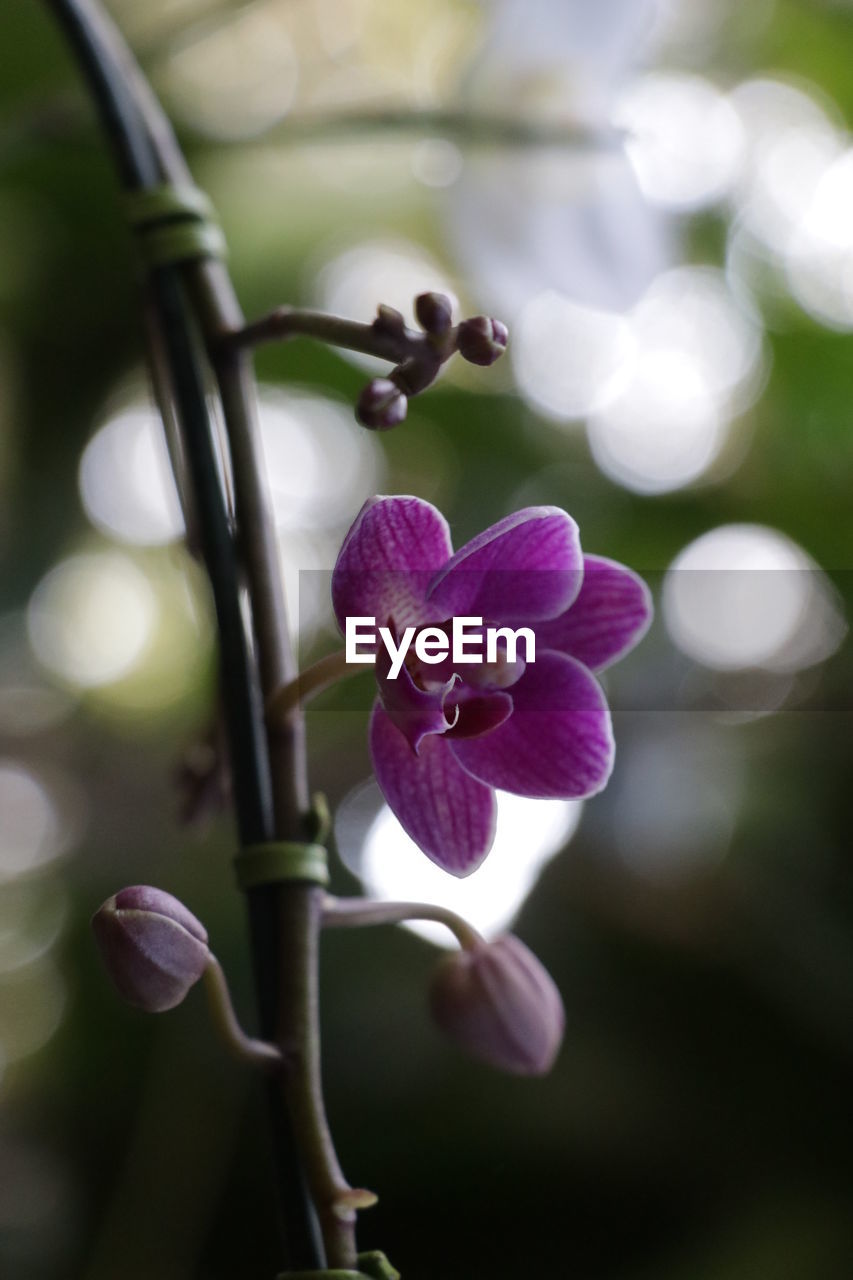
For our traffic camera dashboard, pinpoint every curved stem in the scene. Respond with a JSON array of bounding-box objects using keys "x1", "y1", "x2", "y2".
[
  {"x1": 278, "y1": 889, "x2": 365, "y2": 1258},
  {"x1": 230, "y1": 305, "x2": 446, "y2": 364},
  {"x1": 44, "y1": 0, "x2": 354, "y2": 1270},
  {"x1": 203, "y1": 956, "x2": 283, "y2": 1069},
  {"x1": 322, "y1": 895, "x2": 485, "y2": 953},
  {"x1": 267, "y1": 649, "x2": 357, "y2": 723},
  {"x1": 271, "y1": 107, "x2": 623, "y2": 152},
  {"x1": 89, "y1": 9, "x2": 357, "y2": 1267}
]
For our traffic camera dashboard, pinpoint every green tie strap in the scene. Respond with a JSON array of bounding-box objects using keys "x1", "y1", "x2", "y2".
[
  {"x1": 124, "y1": 183, "x2": 227, "y2": 267},
  {"x1": 234, "y1": 841, "x2": 329, "y2": 890},
  {"x1": 234, "y1": 795, "x2": 332, "y2": 889}
]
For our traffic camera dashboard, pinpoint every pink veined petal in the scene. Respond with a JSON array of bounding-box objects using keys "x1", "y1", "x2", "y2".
[
  {"x1": 332, "y1": 496, "x2": 454, "y2": 635},
  {"x1": 376, "y1": 643, "x2": 459, "y2": 754},
  {"x1": 426, "y1": 506, "x2": 583, "y2": 625},
  {"x1": 535, "y1": 555, "x2": 653, "y2": 672},
  {"x1": 449, "y1": 651, "x2": 614, "y2": 799},
  {"x1": 370, "y1": 702, "x2": 497, "y2": 876}
]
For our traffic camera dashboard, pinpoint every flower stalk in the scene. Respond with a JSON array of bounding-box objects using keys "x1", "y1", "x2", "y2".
[
  {"x1": 203, "y1": 956, "x2": 283, "y2": 1071},
  {"x1": 226, "y1": 294, "x2": 507, "y2": 429},
  {"x1": 44, "y1": 0, "x2": 353, "y2": 1269},
  {"x1": 322, "y1": 895, "x2": 485, "y2": 953},
  {"x1": 267, "y1": 650, "x2": 356, "y2": 723}
]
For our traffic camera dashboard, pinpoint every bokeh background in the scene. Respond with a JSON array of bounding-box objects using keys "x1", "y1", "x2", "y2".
[{"x1": 1, "y1": 0, "x2": 853, "y2": 1276}]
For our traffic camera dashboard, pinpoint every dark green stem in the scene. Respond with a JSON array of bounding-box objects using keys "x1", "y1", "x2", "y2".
[{"x1": 43, "y1": 0, "x2": 342, "y2": 1269}]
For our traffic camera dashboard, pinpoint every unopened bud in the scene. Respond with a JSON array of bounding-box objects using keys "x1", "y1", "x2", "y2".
[
  {"x1": 92, "y1": 885, "x2": 210, "y2": 1013},
  {"x1": 457, "y1": 315, "x2": 508, "y2": 366},
  {"x1": 373, "y1": 304, "x2": 406, "y2": 337},
  {"x1": 415, "y1": 291, "x2": 454, "y2": 336},
  {"x1": 356, "y1": 378, "x2": 408, "y2": 430},
  {"x1": 429, "y1": 935, "x2": 564, "y2": 1076}
]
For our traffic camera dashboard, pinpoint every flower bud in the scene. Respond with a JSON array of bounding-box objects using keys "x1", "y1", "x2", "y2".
[
  {"x1": 415, "y1": 291, "x2": 454, "y2": 336},
  {"x1": 429, "y1": 935, "x2": 564, "y2": 1076},
  {"x1": 356, "y1": 378, "x2": 408, "y2": 430},
  {"x1": 456, "y1": 315, "x2": 508, "y2": 366},
  {"x1": 372, "y1": 304, "x2": 407, "y2": 337},
  {"x1": 92, "y1": 885, "x2": 210, "y2": 1013}
]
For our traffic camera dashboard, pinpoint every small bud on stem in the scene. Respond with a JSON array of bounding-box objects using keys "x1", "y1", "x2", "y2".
[
  {"x1": 456, "y1": 315, "x2": 509, "y2": 366},
  {"x1": 92, "y1": 886, "x2": 282, "y2": 1069},
  {"x1": 415, "y1": 291, "x2": 454, "y2": 337},
  {"x1": 429, "y1": 934, "x2": 564, "y2": 1076},
  {"x1": 227, "y1": 294, "x2": 507, "y2": 433},
  {"x1": 357, "y1": 378, "x2": 408, "y2": 430},
  {"x1": 92, "y1": 885, "x2": 210, "y2": 1012}
]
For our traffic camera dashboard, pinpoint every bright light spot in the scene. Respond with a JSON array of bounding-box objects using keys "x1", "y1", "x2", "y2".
[
  {"x1": 512, "y1": 291, "x2": 635, "y2": 421},
  {"x1": 729, "y1": 78, "x2": 843, "y2": 254},
  {"x1": 617, "y1": 73, "x2": 744, "y2": 210},
  {"x1": 0, "y1": 764, "x2": 64, "y2": 880},
  {"x1": 589, "y1": 349, "x2": 724, "y2": 493},
  {"x1": 795, "y1": 149, "x2": 853, "y2": 250},
  {"x1": 338, "y1": 785, "x2": 581, "y2": 948},
  {"x1": 663, "y1": 525, "x2": 846, "y2": 672},
  {"x1": 79, "y1": 406, "x2": 183, "y2": 546},
  {"x1": 615, "y1": 723, "x2": 738, "y2": 881},
  {"x1": 411, "y1": 139, "x2": 463, "y2": 188},
  {"x1": 258, "y1": 387, "x2": 383, "y2": 532},
  {"x1": 585, "y1": 268, "x2": 764, "y2": 493},
  {"x1": 27, "y1": 553, "x2": 157, "y2": 688},
  {"x1": 633, "y1": 268, "x2": 764, "y2": 411},
  {"x1": 164, "y1": 1, "x2": 298, "y2": 139},
  {"x1": 783, "y1": 150, "x2": 853, "y2": 329},
  {"x1": 315, "y1": 239, "x2": 458, "y2": 371},
  {"x1": 729, "y1": 78, "x2": 841, "y2": 165}
]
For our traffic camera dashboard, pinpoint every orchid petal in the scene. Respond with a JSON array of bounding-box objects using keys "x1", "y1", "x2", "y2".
[
  {"x1": 427, "y1": 507, "x2": 582, "y2": 625},
  {"x1": 332, "y1": 496, "x2": 453, "y2": 635},
  {"x1": 535, "y1": 555, "x2": 653, "y2": 671},
  {"x1": 370, "y1": 702, "x2": 497, "y2": 876},
  {"x1": 450, "y1": 651, "x2": 614, "y2": 798}
]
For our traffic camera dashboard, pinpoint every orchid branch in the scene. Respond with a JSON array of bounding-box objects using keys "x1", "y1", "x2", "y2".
[
  {"x1": 270, "y1": 106, "x2": 624, "y2": 152},
  {"x1": 226, "y1": 293, "x2": 508, "y2": 430},
  {"x1": 203, "y1": 956, "x2": 284, "y2": 1070},
  {"x1": 267, "y1": 649, "x2": 355, "y2": 723},
  {"x1": 322, "y1": 895, "x2": 485, "y2": 953},
  {"x1": 43, "y1": 0, "x2": 350, "y2": 1269}
]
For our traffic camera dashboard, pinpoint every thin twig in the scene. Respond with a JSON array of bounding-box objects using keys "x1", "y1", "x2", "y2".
[
  {"x1": 322, "y1": 895, "x2": 485, "y2": 953},
  {"x1": 204, "y1": 956, "x2": 283, "y2": 1069},
  {"x1": 271, "y1": 107, "x2": 624, "y2": 152},
  {"x1": 267, "y1": 649, "x2": 360, "y2": 723},
  {"x1": 228, "y1": 305, "x2": 445, "y2": 364}
]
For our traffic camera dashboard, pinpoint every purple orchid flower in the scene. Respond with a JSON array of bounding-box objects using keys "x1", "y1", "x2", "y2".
[{"x1": 332, "y1": 496, "x2": 651, "y2": 876}]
